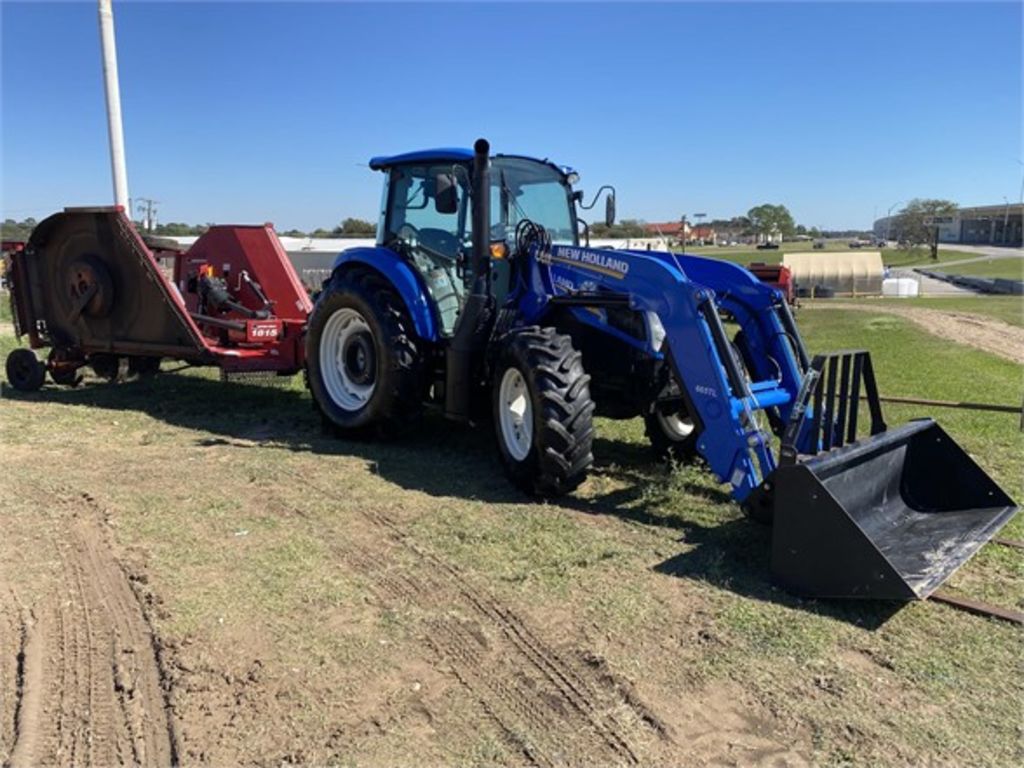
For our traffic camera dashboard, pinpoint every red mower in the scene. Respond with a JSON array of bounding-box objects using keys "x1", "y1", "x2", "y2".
[{"x1": 3, "y1": 206, "x2": 312, "y2": 390}]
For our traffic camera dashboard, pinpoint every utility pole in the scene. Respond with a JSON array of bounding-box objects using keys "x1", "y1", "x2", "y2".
[
  {"x1": 98, "y1": 0, "x2": 130, "y2": 209},
  {"x1": 136, "y1": 198, "x2": 158, "y2": 232},
  {"x1": 1003, "y1": 197, "x2": 1010, "y2": 244},
  {"x1": 885, "y1": 201, "x2": 902, "y2": 243},
  {"x1": 693, "y1": 212, "x2": 706, "y2": 244}
]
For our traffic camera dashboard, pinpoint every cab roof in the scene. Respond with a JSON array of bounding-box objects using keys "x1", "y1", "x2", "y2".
[
  {"x1": 369, "y1": 148, "x2": 474, "y2": 170},
  {"x1": 368, "y1": 148, "x2": 575, "y2": 179}
]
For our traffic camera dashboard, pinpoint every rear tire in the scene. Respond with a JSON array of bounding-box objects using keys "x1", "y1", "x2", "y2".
[
  {"x1": 492, "y1": 327, "x2": 594, "y2": 496},
  {"x1": 306, "y1": 267, "x2": 423, "y2": 437},
  {"x1": 6, "y1": 348, "x2": 45, "y2": 392}
]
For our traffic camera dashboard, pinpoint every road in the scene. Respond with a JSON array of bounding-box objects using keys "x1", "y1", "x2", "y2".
[
  {"x1": 888, "y1": 268, "x2": 974, "y2": 295},
  {"x1": 938, "y1": 243, "x2": 1023, "y2": 265}
]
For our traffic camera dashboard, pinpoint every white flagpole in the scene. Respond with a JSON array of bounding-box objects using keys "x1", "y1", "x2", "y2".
[{"x1": 98, "y1": 0, "x2": 129, "y2": 209}]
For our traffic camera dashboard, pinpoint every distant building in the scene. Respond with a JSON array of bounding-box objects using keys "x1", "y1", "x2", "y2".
[
  {"x1": 644, "y1": 221, "x2": 690, "y2": 240},
  {"x1": 690, "y1": 225, "x2": 717, "y2": 244},
  {"x1": 873, "y1": 203, "x2": 1022, "y2": 246}
]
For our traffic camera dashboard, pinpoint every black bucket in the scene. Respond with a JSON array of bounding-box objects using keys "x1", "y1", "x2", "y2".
[{"x1": 769, "y1": 419, "x2": 1017, "y2": 600}]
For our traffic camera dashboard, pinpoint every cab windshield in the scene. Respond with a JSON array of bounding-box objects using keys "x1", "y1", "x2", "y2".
[
  {"x1": 384, "y1": 156, "x2": 577, "y2": 259},
  {"x1": 491, "y1": 157, "x2": 577, "y2": 246}
]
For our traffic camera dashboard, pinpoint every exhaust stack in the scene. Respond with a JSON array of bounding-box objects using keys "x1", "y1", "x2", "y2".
[{"x1": 444, "y1": 138, "x2": 493, "y2": 421}]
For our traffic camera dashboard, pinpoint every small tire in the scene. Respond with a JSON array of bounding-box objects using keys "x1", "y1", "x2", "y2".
[
  {"x1": 50, "y1": 367, "x2": 83, "y2": 387},
  {"x1": 492, "y1": 327, "x2": 594, "y2": 496},
  {"x1": 644, "y1": 405, "x2": 700, "y2": 461},
  {"x1": 90, "y1": 354, "x2": 127, "y2": 383},
  {"x1": 306, "y1": 267, "x2": 423, "y2": 437},
  {"x1": 47, "y1": 348, "x2": 84, "y2": 387},
  {"x1": 129, "y1": 356, "x2": 161, "y2": 379},
  {"x1": 6, "y1": 348, "x2": 45, "y2": 392}
]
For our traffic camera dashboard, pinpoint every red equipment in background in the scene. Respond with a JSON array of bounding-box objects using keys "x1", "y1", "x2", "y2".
[
  {"x1": 747, "y1": 262, "x2": 796, "y2": 305},
  {"x1": 3, "y1": 206, "x2": 312, "y2": 390}
]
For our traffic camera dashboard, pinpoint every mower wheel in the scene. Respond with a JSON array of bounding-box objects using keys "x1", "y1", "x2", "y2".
[
  {"x1": 306, "y1": 267, "x2": 423, "y2": 437},
  {"x1": 645, "y1": 405, "x2": 700, "y2": 461},
  {"x1": 492, "y1": 327, "x2": 594, "y2": 496},
  {"x1": 6, "y1": 348, "x2": 46, "y2": 392},
  {"x1": 129, "y1": 356, "x2": 161, "y2": 379},
  {"x1": 90, "y1": 354, "x2": 127, "y2": 382},
  {"x1": 48, "y1": 349, "x2": 84, "y2": 387}
]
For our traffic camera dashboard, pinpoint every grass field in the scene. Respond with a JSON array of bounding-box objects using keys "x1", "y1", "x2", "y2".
[
  {"x1": 0, "y1": 299, "x2": 1021, "y2": 765},
  {"x1": 943, "y1": 256, "x2": 1024, "y2": 281}
]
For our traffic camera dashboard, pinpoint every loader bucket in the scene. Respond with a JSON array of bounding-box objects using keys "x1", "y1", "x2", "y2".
[{"x1": 769, "y1": 418, "x2": 1016, "y2": 600}]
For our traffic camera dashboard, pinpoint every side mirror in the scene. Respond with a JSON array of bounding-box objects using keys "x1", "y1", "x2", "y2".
[
  {"x1": 605, "y1": 192, "x2": 616, "y2": 227},
  {"x1": 572, "y1": 189, "x2": 584, "y2": 204},
  {"x1": 434, "y1": 172, "x2": 458, "y2": 215}
]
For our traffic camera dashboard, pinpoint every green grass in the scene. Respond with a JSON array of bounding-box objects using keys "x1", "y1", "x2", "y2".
[
  {"x1": 880, "y1": 247, "x2": 978, "y2": 267},
  {"x1": 943, "y1": 256, "x2": 1024, "y2": 280}
]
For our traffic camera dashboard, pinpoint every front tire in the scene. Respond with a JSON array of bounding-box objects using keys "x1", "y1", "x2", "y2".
[
  {"x1": 306, "y1": 267, "x2": 423, "y2": 437},
  {"x1": 492, "y1": 327, "x2": 594, "y2": 496},
  {"x1": 645, "y1": 405, "x2": 700, "y2": 461}
]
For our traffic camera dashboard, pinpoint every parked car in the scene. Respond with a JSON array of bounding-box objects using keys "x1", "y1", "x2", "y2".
[
  {"x1": 756, "y1": 242, "x2": 780, "y2": 250},
  {"x1": 848, "y1": 240, "x2": 863, "y2": 249},
  {"x1": 812, "y1": 240, "x2": 826, "y2": 250}
]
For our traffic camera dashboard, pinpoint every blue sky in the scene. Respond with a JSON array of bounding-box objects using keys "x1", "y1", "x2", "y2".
[{"x1": 2, "y1": 1, "x2": 1021, "y2": 231}]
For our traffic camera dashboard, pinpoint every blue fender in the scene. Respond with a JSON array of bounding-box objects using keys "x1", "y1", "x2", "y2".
[{"x1": 330, "y1": 247, "x2": 438, "y2": 342}]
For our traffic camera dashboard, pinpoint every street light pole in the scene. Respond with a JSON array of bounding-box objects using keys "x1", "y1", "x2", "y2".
[{"x1": 98, "y1": 0, "x2": 129, "y2": 209}]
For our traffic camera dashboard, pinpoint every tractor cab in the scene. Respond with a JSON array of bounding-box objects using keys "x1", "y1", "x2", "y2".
[{"x1": 370, "y1": 149, "x2": 583, "y2": 333}]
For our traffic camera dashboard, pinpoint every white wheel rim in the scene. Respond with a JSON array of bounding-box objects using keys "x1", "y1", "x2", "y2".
[
  {"x1": 319, "y1": 307, "x2": 376, "y2": 411},
  {"x1": 657, "y1": 410, "x2": 695, "y2": 440},
  {"x1": 498, "y1": 367, "x2": 533, "y2": 462}
]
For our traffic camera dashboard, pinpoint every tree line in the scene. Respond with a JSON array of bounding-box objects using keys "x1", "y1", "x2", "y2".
[
  {"x1": 4, "y1": 200, "x2": 956, "y2": 255},
  {"x1": 1, "y1": 217, "x2": 378, "y2": 242}
]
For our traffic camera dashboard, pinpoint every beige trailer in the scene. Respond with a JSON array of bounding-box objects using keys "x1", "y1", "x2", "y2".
[{"x1": 784, "y1": 250, "x2": 884, "y2": 296}]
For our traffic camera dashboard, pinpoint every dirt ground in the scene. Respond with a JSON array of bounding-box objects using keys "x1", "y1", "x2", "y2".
[
  {"x1": 811, "y1": 302, "x2": 1024, "y2": 364},
  {"x1": 0, "y1": 425, "x2": 810, "y2": 767}
]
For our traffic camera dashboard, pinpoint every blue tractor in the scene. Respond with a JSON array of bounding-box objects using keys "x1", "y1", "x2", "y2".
[{"x1": 306, "y1": 139, "x2": 1016, "y2": 601}]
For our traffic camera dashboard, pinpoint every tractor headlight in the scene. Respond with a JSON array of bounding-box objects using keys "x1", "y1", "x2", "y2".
[{"x1": 646, "y1": 311, "x2": 666, "y2": 351}]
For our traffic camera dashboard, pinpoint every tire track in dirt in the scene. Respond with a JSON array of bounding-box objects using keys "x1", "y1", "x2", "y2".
[
  {"x1": 2, "y1": 491, "x2": 177, "y2": 768},
  {"x1": 810, "y1": 302, "x2": 1024, "y2": 363},
  {"x1": 0, "y1": 597, "x2": 21, "y2": 764},
  {"x1": 278, "y1": 471, "x2": 670, "y2": 766}
]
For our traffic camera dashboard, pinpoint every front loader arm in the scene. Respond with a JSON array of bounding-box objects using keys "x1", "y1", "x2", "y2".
[{"x1": 517, "y1": 244, "x2": 805, "y2": 501}]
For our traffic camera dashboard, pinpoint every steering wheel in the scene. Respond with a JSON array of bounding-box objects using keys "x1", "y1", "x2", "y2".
[
  {"x1": 396, "y1": 223, "x2": 420, "y2": 247},
  {"x1": 397, "y1": 223, "x2": 461, "y2": 264}
]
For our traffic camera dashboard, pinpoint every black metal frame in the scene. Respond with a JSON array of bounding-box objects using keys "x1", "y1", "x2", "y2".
[{"x1": 779, "y1": 350, "x2": 886, "y2": 466}]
